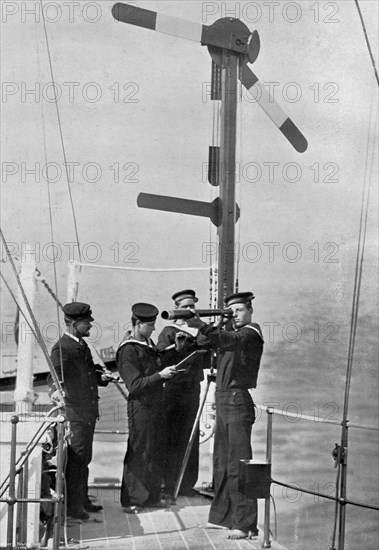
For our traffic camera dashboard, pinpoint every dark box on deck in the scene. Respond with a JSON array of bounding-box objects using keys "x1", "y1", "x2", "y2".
[{"x1": 239, "y1": 460, "x2": 271, "y2": 499}]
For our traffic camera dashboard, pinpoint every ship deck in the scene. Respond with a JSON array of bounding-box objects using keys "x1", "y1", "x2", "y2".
[{"x1": 63, "y1": 490, "x2": 289, "y2": 550}]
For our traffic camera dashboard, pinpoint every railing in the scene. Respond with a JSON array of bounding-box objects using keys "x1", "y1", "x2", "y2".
[
  {"x1": 0, "y1": 406, "x2": 67, "y2": 550},
  {"x1": 255, "y1": 404, "x2": 379, "y2": 549}
]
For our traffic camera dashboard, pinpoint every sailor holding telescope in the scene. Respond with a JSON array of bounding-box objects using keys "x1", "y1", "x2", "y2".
[
  {"x1": 157, "y1": 289, "x2": 211, "y2": 500},
  {"x1": 187, "y1": 291, "x2": 264, "y2": 540}
]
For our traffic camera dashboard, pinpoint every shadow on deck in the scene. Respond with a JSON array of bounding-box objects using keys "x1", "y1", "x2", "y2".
[{"x1": 62, "y1": 490, "x2": 289, "y2": 550}]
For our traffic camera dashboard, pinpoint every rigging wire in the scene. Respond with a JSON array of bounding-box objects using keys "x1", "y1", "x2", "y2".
[
  {"x1": 39, "y1": 0, "x2": 82, "y2": 261},
  {"x1": 0, "y1": 268, "x2": 64, "y2": 399},
  {"x1": 0, "y1": 228, "x2": 64, "y2": 397},
  {"x1": 342, "y1": 100, "x2": 376, "y2": 422},
  {"x1": 336, "y1": 93, "x2": 377, "y2": 546},
  {"x1": 35, "y1": 20, "x2": 65, "y2": 381},
  {"x1": 354, "y1": 0, "x2": 379, "y2": 86}
]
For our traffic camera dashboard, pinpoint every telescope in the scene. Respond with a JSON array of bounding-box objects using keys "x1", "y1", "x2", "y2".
[{"x1": 161, "y1": 308, "x2": 233, "y2": 320}]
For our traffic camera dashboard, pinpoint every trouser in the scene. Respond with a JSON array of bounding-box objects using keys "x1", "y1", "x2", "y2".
[
  {"x1": 65, "y1": 419, "x2": 96, "y2": 515},
  {"x1": 121, "y1": 399, "x2": 164, "y2": 507},
  {"x1": 209, "y1": 389, "x2": 257, "y2": 532},
  {"x1": 163, "y1": 384, "x2": 200, "y2": 494}
]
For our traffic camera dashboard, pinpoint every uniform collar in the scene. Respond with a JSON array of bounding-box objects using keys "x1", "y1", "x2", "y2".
[
  {"x1": 65, "y1": 331, "x2": 80, "y2": 343},
  {"x1": 118, "y1": 334, "x2": 155, "y2": 351},
  {"x1": 64, "y1": 331, "x2": 87, "y2": 346}
]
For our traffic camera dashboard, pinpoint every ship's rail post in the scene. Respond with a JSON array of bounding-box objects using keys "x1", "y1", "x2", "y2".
[
  {"x1": 262, "y1": 407, "x2": 273, "y2": 548},
  {"x1": 6, "y1": 414, "x2": 18, "y2": 548},
  {"x1": 16, "y1": 455, "x2": 29, "y2": 544},
  {"x1": 52, "y1": 414, "x2": 66, "y2": 549}
]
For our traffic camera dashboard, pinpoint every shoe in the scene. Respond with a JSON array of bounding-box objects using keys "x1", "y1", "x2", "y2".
[
  {"x1": 67, "y1": 511, "x2": 90, "y2": 521},
  {"x1": 122, "y1": 505, "x2": 141, "y2": 514},
  {"x1": 85, "y1": 503, "x2": 103, "y2": 512}
]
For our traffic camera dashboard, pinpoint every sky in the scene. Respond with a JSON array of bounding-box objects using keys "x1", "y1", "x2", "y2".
[{"x1": 0, "y1": 0, "x2": 378, "y2": 378}]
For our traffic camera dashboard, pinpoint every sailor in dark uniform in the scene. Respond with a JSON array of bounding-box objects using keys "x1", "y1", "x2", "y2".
[
  {"x1": 50, "y1": 302, "x2": 111, "y2": 520},
  {"x1": 195, "y1": 292, "x2": 264, "y2": 539},
  {"x1": 116, "y1": 303, "x2": 180, "y2": 512},
  {"x1": 156, "y1": 289, "x2": 211, "y2": 499}
]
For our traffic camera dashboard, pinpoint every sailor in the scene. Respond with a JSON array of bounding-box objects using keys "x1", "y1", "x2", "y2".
[
  {"x1": 116, "y1": 303, "x2": 180, "y2": 512},
  {"x1": 50, "y1": 302, "x2": 112, "y2": 520},
  {"x1": 156, "y1": 289, "x2": 211, "y2": 499},
  {"x1": 194, "y1": 291, "x2": 264, "y2": 539}
]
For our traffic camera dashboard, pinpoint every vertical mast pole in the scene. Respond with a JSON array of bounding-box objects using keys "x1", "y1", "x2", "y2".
[{"x1": 217, "y1": 51, "x2": 238, "y2": 307}]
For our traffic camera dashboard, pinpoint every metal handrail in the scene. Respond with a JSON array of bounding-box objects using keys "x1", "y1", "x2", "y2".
[
  {"x1": 257, "y1": 405, "x2": 379, "y2": 550},
  {"x1": 0, "y1": 405, "x2": 63, "y2": 498},
  {"x1": 256, "y1": 404, "x2": 379, "y2": 431},
  {"x1": 0, "y1": 410, "x2": 67, "y2": 550}
]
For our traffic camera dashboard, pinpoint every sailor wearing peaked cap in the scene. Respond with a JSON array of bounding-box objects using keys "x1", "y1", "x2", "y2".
[
  {"x1": 197, "y1": 291, "x2": 263, "y2": 539},
  {"x1": 157, "y1": 288, "x2": 210, "y2": 499},
  {"x1": 63, "y1": 302, "x2": 94, "y2": 321},
  {"x1": 224, "y1": 291, "x2": 255, "y2": 306},
  {"x1": 116, "y1": 301, "x2": 179, "y2": 511},
  {"x1": 50, "y1": 300, "x2": 107, "y2": 519},
  {"x1": 131, "y1": 303, "x2": 159, "y2": 323},
  {"x1": 171, "y1": 289, "x2": 199, "y2": 306}
]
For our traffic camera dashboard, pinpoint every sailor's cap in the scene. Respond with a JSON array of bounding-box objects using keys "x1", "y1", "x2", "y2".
[
  {"x1": 132, "y1": 303, "x2": 159, "y2": 322},
  {"x1": 171, "y1": 289, "x2": 198, "y2": 304},
  {"x1": 224, "y1": 292, "x2": 255, "y2": 306},
  {"x1": 63, "y1": 302, "x2": 94, "y2": 321}
]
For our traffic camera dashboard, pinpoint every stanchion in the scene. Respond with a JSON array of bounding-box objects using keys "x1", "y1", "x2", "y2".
[
  {"x1": 7, "y1": 415, "x2": 19, "y2": 548},
  {"x1": 173, "y1": 372, "x2": 216, "y2": 500},
  {"x1": 52, "y1": 415, "x2": 66, "y2": 550},
  {"x1": 263, "y1": 408, "x2": 273, "y2": 548}
]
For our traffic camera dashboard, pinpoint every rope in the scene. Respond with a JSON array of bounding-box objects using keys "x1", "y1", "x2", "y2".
[
  {"x1": 34, "y1": 268, "x2": 63, "y2": 310},
  {"x1": 342, "y1": 103, "x2": 376, "y2": 423},
  {"x1": 39, "y1": 0, "x2": 82, "y2": 261},
  {"x1": 354, "y1": 0, "x2": 379, "y2": 86},
  {"x1": 37, "y1": 23, "x2": 65, "y2": 379},
  {"x1": 37, "y1": 14, "x2": 64, "y2": 372},
  {"x1": 0, "y1": 228, "x2": 64, "y2": 398},
  {"x1": 1, "y1": 254, "x2": 63, "y2": 308}
]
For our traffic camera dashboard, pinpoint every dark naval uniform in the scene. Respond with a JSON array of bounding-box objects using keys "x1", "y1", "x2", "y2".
[
  {"x1": 117, "y1": 334, "x2": 166, "y2": 508},
  {"x1": 198, "y1": 300, "x2": 264, "y2": 534},
  {"x1": 157, "y1": 323, "x2": 209, "y2": 496},
  {"x1": 50, "y1": 332, "x2": 108, "y2": 517}
]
